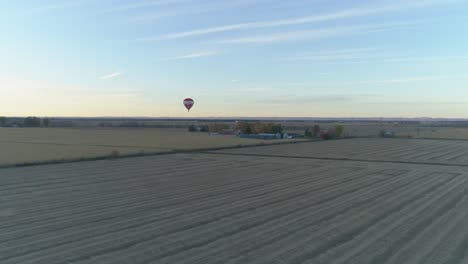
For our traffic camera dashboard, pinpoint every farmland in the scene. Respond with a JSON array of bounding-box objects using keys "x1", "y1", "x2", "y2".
[
  {"x1": 399, "y1": 127, "x2": 468, "y2": 140},
  {"x1": 215, "y1": 138, "x2": 468, "y2": 165},
  {"x1": 0, "y1": 127, "x2": 288, "y2": 166},
  {"x1": 2, "y1": 138, "x2": 468, "y2": 263}
]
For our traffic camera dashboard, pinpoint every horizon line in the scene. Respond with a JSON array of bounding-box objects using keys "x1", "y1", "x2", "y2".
[{"x1": 3, "y1": 116, "x2": 468, "y2": 121}]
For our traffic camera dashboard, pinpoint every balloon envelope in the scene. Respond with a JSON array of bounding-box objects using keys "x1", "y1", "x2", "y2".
[{"x1": 183, "y1": 98, "x2": 194, "y2": 111}]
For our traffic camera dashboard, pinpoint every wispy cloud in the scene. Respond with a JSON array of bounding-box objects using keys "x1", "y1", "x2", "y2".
[
  {"x1": 312, "y1": 56, "x2": 468, "y2": 65},
  {"x1": 317, "y1": 76, "x2": 452, "y2": 86},
  {"x1": 130, "y1": 0, "x2": 270, "y2": 22},
  {"x1": 158, "y1": 0, "x2": 455, "y2": 40},
  {"x1": 99, "y1": 92, "x2": 143, "y2": 98},
  {"x1": 27, "y1": 0, "x2": 87, "y2": 14},
  {"x1": 365, "y1": 101, "x2": 468, "y2": 105},
  {"x1": 104, "y1": 0, "x2": 191, "y2": 13},
  {"x1": 306, "y1": 76, "x2": 452, "y2": 86},
  {"x1": 164, "y1": 51, "x2": 218, "y2": 60},
  {"x1": 215, "y1": 23, "x2": 413, "y2": 44},
  {"x1": 382, "y1": 56, "x2": 468, "y2": 63},
  {"x1": 216, "y1": 29, "x2": 338, "y2": 44},
  {"x1": 287, "y1": 48, "x2": 381, "y2": 61},
  {"x1": 368, "y1": 76, "x2": 448, "y2": 84},
  {"x1": 99, "y1": 72, "x2": 123, "y2": 80},
  {"x1": 257, "y1": 94, "x2": 378, "y2": 104},
  {"x1": 286, "y1": 49, "x2": 468, "y2": 64},
  {"x1": 234, "y1": 87, "x2": 273, "y2": 92}
]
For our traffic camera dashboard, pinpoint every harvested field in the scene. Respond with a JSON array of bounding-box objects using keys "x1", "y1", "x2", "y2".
[
  {"x1": 400, "y1": 127, "x2": 468, "y2": 140},
  {"x1": 287, "y1": 123, "x2": 468, "y2": 139},
  {"x1": 0, "y1": 127, "x2": 291, "y2": 166},
  {"x1": 2, "y1": 138, "x2": 468, "y2": 263},
  {"x1": 214, "y1": 138, "x2": 468, "y2": 165}
]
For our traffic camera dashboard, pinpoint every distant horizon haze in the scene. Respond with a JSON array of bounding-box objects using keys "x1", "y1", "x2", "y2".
[{"x1": 2, "y1": 116, "x2": 468, "y2": 122}]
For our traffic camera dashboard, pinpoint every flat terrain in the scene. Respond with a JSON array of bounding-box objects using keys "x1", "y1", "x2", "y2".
[
  {"x1": 215, "y1": 138, "x2": 468, "y2": 165},
  {"x1": 2, "y1": 138, "x2": 468, "y2": 263},
  {"x1": 400, "y1": 127, "x2": 468, "y2": 140},
  {"x1": 0, "y1": 127, "x2": 282, "y2": 166},
  {"x1": 282, "y1": 122, "x2": 468, "y2": 139}
]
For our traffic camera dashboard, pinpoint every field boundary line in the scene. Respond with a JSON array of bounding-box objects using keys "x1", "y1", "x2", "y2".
[
  {"x1": 203, "y1": 151, "x2": 468, "y2": 168},
  {"x1": 3, "y1": 137, "x2": 465, "y2": 169},
  {"x1": 0, "y1": 139, "x2": 314, "y2": 169}
]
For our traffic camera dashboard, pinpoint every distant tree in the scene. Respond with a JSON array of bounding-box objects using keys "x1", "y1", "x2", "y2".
[
  {"x1": 0, "y1": 117, "x2": 7, "y2": 126},
  {"x1": 24, "y1": 117, "x2": 41, "y2": 127},
  {"x1": 379, "y1": 129, "x2": 386, "y2": 137},
  {"x1": 335, "y1": 125, "x2": 344, "y2": 137},
  {"x1": 320, "y1": 128, "x2": 336, "y2": 140},
  {"x1": 236, "y1": 122, "x2": 283, "y2": 134},
  {"x1": 252, "y1": 122, "x2": 264, "y2": 134},
  {"x1": 120, "y1": 121, "x2": 142, "y2": 127},
  {"x1": 42, "y1": 118, "x2": 50, "y2": 127},
  {"x1": 304, "y1": 128, "x2": 313, "y2": 138},
  {"x1": 245, "y1": 123, "x2": 252, "y2": 134},
  {"x1": 208, "y1": 123, "x2": 216, "y2": 132},
  {"x1": 313, "y1": 125, "x2": 321, "y2": 137},
  {"x1": 263, "y1": 123, "x2": 272, "y2": 133},
  {"x1": 208, "y1": 123, "x2": 230, "y2": 133},
  {"x1": 221, "y1": 123, "x2": 230, "y2": 132},
  {"x1": 188, "y1": 124, "x2": 196, "y2": 132},
  {"x1": 271, "y1": 123, "x2": 283, "y2": 134},
  {"x1": 256, "y1": 123, "x2": 280, "y2": 134},
  {"x1": 236, "y1": 122, "x2": 252, "y2": 134}
]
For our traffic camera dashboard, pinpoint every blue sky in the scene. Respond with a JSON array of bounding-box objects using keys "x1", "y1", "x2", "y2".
[{"x1": 1, "y1": 0, "x2": 467, "y2": 117}]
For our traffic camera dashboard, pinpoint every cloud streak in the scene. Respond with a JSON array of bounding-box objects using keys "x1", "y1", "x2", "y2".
[
  {"x1": 381, "y1": 56, "x2": 468, "y2": 63},
  {"x1": 257, "y1": 94, "x2": 378, "y2": 104},
  {"x1": 104, "y1": 0, "x2": 191, "y2": 13},
  {"x1": 368, "y1": 76, "x2": 448, "y2": 84},
  {"x1": 233, "y1": 87, "x2": 273, "y2": 92},
  {"x1": 287, "y1": 48, "x2": 381, "y2": 61},
  {"x1": 334, "y1": 76, "x2": 451, "y2": 85},
  {"x1": 130, "y1": 0, "x2": 271, "y2": 22},
  {"x1": 215, "y1": 22, "x2": 413, "y2": 44},
  {"x1": 27, "y1": 0, "x2": 87, "y2": 14},
  {"x1": 99, "y1": 72, "x2": 122, "y2": 80},
  {"x1": 286, "y1": 49, "x2": 468, "y2": 64},
  {"x1": 365, "y1": 101, "x2": 468, "y2": 105},
  {"x1": 158, "y1": 0, "x2": 455, "y2": 40},
  {"x1": 164, "y1": 51, "x2": 218, "y2": 60}
]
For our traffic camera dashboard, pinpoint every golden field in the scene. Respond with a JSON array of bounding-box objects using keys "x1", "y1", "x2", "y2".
[{"x1": 0, "y1": 127, "x2": 291, "y2": 166}]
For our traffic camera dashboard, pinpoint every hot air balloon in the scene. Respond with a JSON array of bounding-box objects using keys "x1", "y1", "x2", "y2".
[{"x1": 183, "y1": 98, "x2": 194, "y2": 112}]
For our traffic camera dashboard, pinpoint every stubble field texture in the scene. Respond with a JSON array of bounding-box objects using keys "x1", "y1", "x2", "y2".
[
  {"x1": 2, "y1": 138, "x2": 468, "y2": 263},
  {"x1": 0, "y1": 127, "x2": 285, "y2": 166}
]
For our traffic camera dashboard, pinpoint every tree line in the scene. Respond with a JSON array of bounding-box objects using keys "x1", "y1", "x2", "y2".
[
  {"x1": 188, "y1": 124, "x2": 227, "y2": 133},
  {"x1": 188, "y1": 122, "x2": 284, "y2": 134},
  {"x1": 187, "y1": 121, "x2": 346, "y2": 140},
  {"x1": 305, "y1": 124, "x2": 345, "y2": 139},
  {"x1": 0, "y1": 117, "x2": 50, "y2": 127},
  {"x1": 236, "y1": 122, "x2": 284, "y2": 134}
]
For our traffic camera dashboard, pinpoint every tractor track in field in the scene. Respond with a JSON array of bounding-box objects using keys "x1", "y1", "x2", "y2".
[{"x1": 205, "y1": 151, "x2": 468, "y2": 168}]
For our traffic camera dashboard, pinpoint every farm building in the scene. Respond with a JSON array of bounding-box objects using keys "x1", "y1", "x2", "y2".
[{"x1": 240, "y1": 133, "x2": 282, "y2": 140}]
